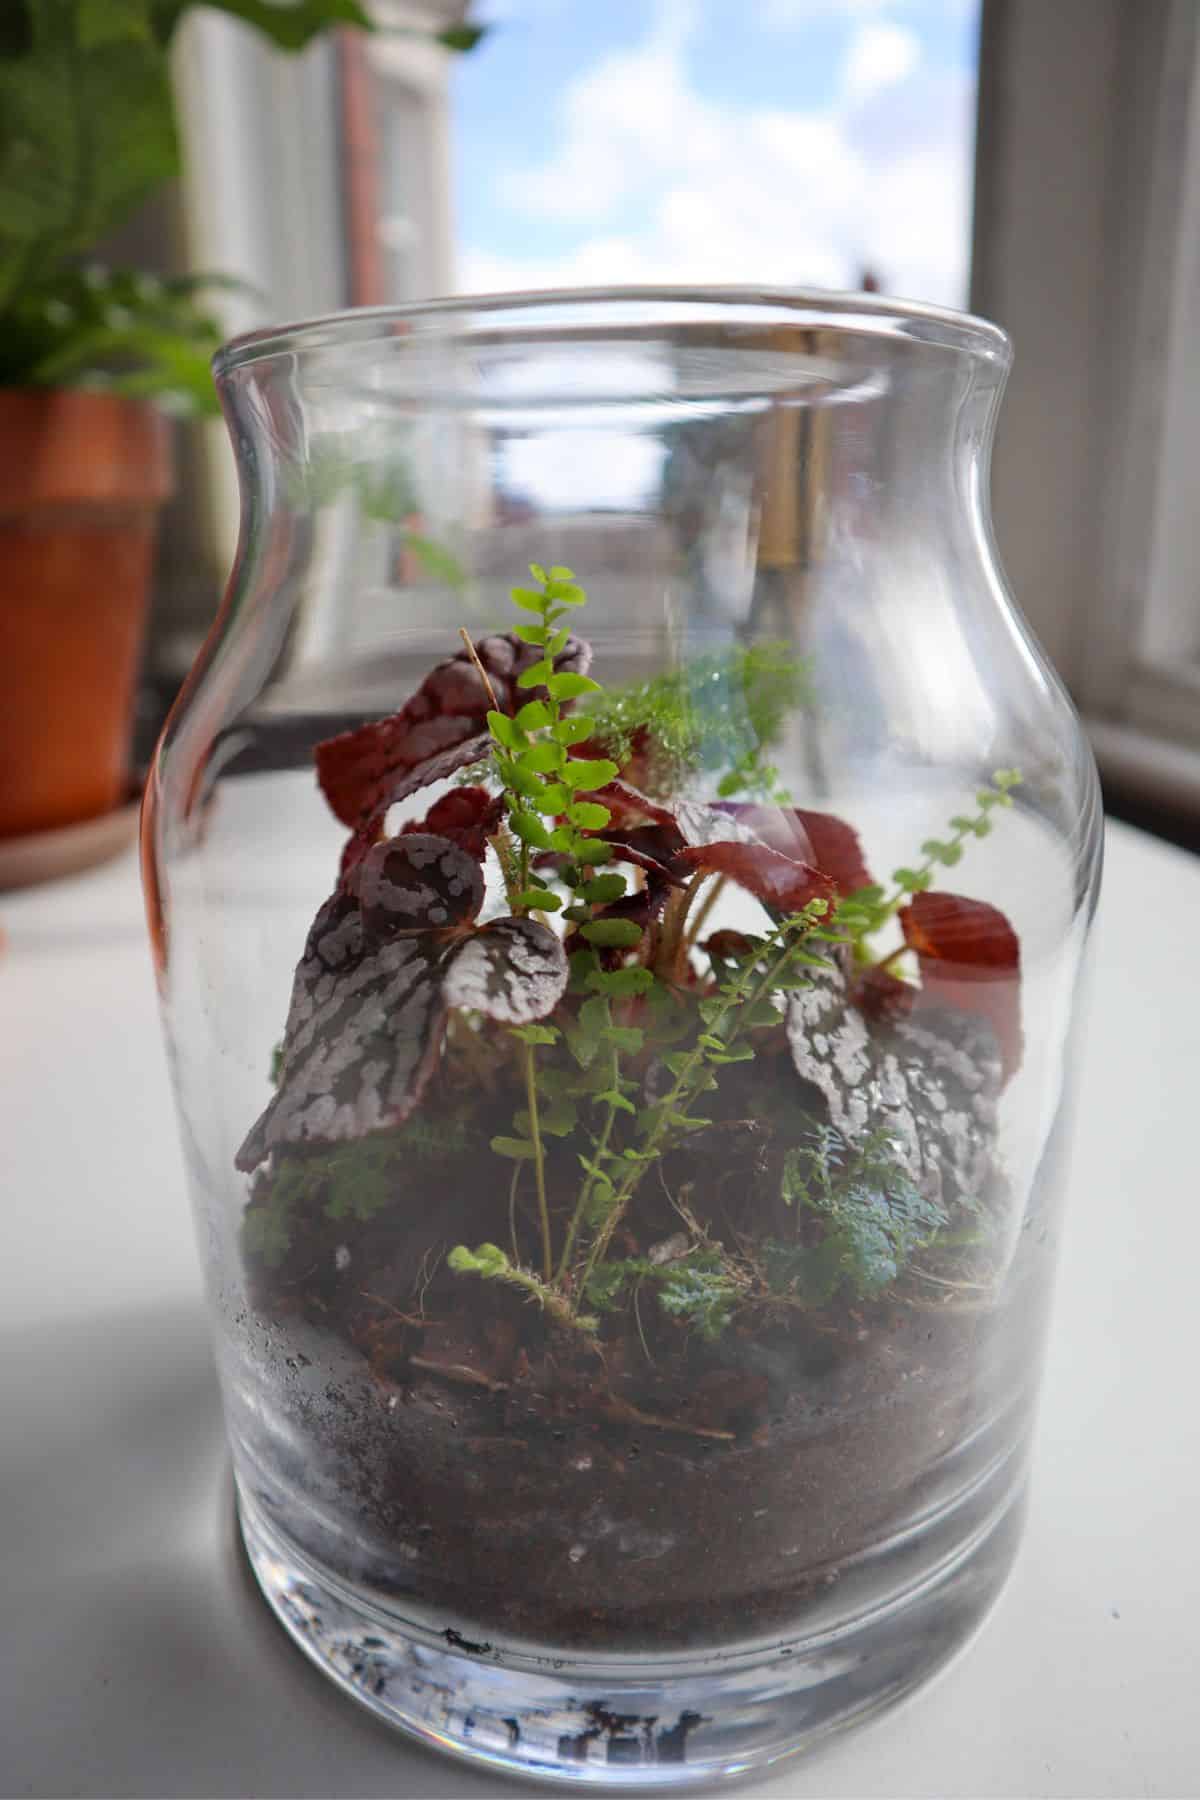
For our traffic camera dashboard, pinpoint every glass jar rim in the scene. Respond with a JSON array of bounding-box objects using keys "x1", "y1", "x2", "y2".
[{"x1": 213, "y1": 284, "x2": 1012, "y2": 381}]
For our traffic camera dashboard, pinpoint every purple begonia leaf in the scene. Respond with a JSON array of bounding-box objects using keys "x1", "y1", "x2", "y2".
[
  {"x1": 239, "y1": 839, "x2": 568, "y2": 1169},
  {"x1": 358, "y1": 833, "x2": 484, "y2": 939},
  {"x1": 785, "y1": 949, "x2": 1003, "y2": 1212},
  {"x1": 442, "y1": 916, "x2": 568, "y2": 1023},
  {"x1": 235, "y1": 895, "x2": 445, "y2": 1170}
]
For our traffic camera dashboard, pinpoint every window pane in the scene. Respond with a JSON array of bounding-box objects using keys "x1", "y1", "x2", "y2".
[
  {"x1": 450, "y1": 0, "x2": 981, "y2": 307},
  {"x1": 376, "y1": 79, "x2": 431, "y2": 302}
]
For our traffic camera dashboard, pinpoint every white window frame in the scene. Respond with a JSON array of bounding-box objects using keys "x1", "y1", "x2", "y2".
[
  {"x1": 166, "y1": 2, "x2": 463, "y2": 580},
  {"x1": 972, "y1": 0, "x2": 1200, "y2": 807},
  {"x1": 369, "y1": 5, "x2": 458, "y2": 301},
  {"x1": 170, "y1": 0, "x2": 1200, "y2": 811},
  {"x1": 170, "y1": 11, "x2": 349, "y2": 572}
]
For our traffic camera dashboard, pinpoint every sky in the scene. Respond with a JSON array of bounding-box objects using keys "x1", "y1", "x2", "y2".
[{"x1": 449, "y1": 0, "x2": 981, "y2": 309}]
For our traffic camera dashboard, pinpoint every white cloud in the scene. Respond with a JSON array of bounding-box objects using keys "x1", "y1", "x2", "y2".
[
  {"x1": 764, "y1": 0, "x2": 975, "y2": 23},
  {"x1": 460, "y1": 9, "x2": 974, "y2": 310},
  {"x1": 842, "y1": 22, "x2": 920, "y2": 101},
  {"x1": 501, "y1": 428, "x2": 666, "y2": 512},
  {"x1": 763, "y1": 0, "x2": 891, "y2": 22},
  {"x1": 500, "y1": 14, "x2": 724, "y2": 225},
  {"x1": 472, "y1": 0, "x2": 572, "y2": 21}
]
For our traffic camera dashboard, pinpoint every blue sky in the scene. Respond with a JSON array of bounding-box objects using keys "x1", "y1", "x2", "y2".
[{"x1": 450, "y1": 0, "x2": 980, "y2": 307}]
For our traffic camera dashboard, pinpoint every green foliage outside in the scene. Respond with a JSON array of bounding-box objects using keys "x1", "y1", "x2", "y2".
[{"x1": 0, "y1": 0, "x2": 483, "y2": 411}]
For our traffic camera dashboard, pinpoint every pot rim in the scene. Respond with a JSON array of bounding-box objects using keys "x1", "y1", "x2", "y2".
[
  {"x1": 0, "y1": 385, "x2": 172, "y2": 511},
  {"x1": 213, "y1": 284, "x2": 1012, "y2": 382}
]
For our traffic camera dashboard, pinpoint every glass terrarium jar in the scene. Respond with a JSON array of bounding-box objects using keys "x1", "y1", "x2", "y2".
[{"x1": 143, "y1": 289, "x2": 1101, "y2": 1788}]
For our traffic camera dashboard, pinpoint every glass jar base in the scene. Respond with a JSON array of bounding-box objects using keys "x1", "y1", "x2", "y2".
[{"x1": 236, "y1": 1477, "x2": 1025, "y2": 1790}]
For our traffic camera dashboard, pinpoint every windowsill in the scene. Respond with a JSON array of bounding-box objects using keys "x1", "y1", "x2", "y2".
[{"x1": 1087, "y1": 713, "x2": 1200, "y2": 844}]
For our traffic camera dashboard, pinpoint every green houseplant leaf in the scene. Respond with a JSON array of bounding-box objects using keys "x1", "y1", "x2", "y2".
[
  {"x1": 0, "y1": 0, "x2": 483, "y2": 392},
  {"x1": 78, "y1": 0, "x2": 155, "y2": 47},
  {"x1": 0, "y1": 25, "x2": 177, "y2": 306},
  {"x1": 0, "y1": 266, "x2": 240, "y2": 414},
  {"x1": 149, "y1": 0, "x2": 373, "y2": 51}
]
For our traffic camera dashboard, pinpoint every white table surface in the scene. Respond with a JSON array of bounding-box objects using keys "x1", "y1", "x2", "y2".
[{"x1": 2, "y1": 818, "x2": 1198, "y2": 1800}]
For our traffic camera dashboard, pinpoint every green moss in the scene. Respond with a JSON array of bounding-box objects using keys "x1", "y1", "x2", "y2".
[
  {"x1": 579, "y1": 642, "x2": 812, "y2": 800},
  {"x1": 777, "y1": 1126, "x2": 947, "y2": 1303},
  {"x1": 241, "y1": 1114, "x2": 478, "y2": 1267},
  {"x1": 585, "y1": 1248, "x2": 742, "y2": 1341}
]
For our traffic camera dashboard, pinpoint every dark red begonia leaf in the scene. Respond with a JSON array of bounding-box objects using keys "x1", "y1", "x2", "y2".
[
  {"x1": 336, "y1": 731, "x2": 491, "y2": 887},
  {"x1": 576, "y1": 781, "x2": 839, "y2": 919},
  {"x1": 601, "y1": 876, "x2": 676, "y2": 930},
  {"x1": 404, "y1": 785, "x2": 503, "y2": 859},
  {"x1": 676, "y1": 839, "x2": 836, "y2": 916},
  {"x1": 591, "y1": 834, "x2": 687, "y2": 886},
  {"x1": 318, "y1": 711, "x2": 480, "y2": 831},
  {"x1": 383, "y1": 731, "x2": 492, "y2": 807},
  {"x1": 849, "y1": 958, "x2": 917, "y2": 1025},
  {"x1": 713, "y1": 802, "x2": 814, "y2": 863},
  {"x1": 792, "y1": 810, "x2": 875, "y2": 896},
  {"x1": 900, "y1": 890, "x2": 1022, "y2": 1081},
  {"x1": 716, "y1": 803, "x2": 874, "y2": 896},
  {"x1": 701, "y1": 928, "x2": 762, "y2": 963},
  {"x1": 591, "y1": 782, "x2": 778, "y2": 888},
  {"x1": 315, "y1": 631, "x2": 590, "y2": 829},
  {"x1": 593, "y1": 779, "x2": 681, "y2": 840}
]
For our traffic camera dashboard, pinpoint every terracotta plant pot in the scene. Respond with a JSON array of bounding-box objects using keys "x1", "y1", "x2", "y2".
[{"x1": 0, "y1": 389, "x2": 172, "y2": 840}]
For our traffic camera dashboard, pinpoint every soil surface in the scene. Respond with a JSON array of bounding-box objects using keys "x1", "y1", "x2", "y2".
[{"x1": 239, "y1": 1083, "x2": 1050, "y2": 1653}]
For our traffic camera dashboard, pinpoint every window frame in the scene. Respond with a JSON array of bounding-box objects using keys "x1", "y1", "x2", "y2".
[
  {"x1": 166, "y1": 3, "x2": 462, "y2": 576},
  {"x1": 971, "y1": 0, "x2": 1200, "y2": 800}
]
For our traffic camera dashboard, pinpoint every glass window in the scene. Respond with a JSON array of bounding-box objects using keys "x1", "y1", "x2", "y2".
[{"x1": 449, "y1": 1, "x2": 982, "y2": 308}]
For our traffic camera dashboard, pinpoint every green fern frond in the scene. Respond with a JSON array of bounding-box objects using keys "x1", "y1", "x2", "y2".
[{"x1": 579, "y1": 642, "x2": 811, "y2": 799}]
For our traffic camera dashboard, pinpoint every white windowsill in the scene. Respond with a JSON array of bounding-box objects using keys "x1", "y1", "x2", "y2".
[{"x1": 1086, "y1": 713, "x2": 1200, "y2": 815}]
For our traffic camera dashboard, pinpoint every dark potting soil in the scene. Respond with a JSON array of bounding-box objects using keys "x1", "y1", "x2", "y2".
[{"x1": 240, "y1": 1083, "x2": 1047, "y2": 1654}]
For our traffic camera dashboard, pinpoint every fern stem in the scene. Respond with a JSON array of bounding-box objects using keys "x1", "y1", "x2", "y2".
[
  {"x1": 487, "y1": 825, "x2": 522, "y2": 907},
  {"x1": 508, "y1": 1162, "x2": 523, "y2": 1263},
  {"x1": 860, "y1": 782, "x2": 1018, "y2": 944},
  {"x1": 655, "y1": 867, "x2": 722, "y2": 983},
  {"x1": 723, "y1": 927, "x2": 838, "y2": 1052},
  {"x1": 681, "y1": 873, "x2": 727, "y2": 958},
  {"x1": 575, "y1": 912, "x2": 830, "y2": 1300},
  {"x1": 523, "y1": 1041, "x2": 553, "y2": 1280},
  {"x1": 458, "y1": 625, "x2": 502, "y2": 710},
  {"x1": 558, "y1": 1045, "x2": 620, "y2": 1282},
  {"x1": 874, "y1": 941, "x2": 913, "y2": 976},
  {"x1": 653, "y1": 868, "x2": 703, "y2": 981}
]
